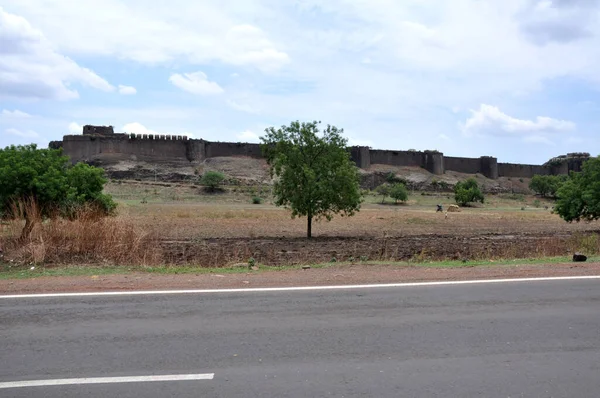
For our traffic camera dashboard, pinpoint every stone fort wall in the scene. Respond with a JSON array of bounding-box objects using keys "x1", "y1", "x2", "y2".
[{"x1": 49, "y1": 125, "x2": 589, "y2": 180}]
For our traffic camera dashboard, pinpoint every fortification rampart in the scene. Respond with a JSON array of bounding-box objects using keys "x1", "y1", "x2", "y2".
[{"x1": 51, "y1": 125, "x2": 590, "y2": 180}]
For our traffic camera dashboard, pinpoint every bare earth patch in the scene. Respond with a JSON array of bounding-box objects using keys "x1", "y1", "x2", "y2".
[{"x1": 2, "y1": 262, "x2": 600, "y2": 294}]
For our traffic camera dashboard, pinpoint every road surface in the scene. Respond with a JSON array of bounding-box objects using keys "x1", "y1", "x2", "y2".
[{"x1": 1, "y1": 279, "x2": 599, "y2": 397}]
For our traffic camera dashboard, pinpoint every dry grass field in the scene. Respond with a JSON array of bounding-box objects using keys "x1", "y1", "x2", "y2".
[{"x1": 2, "y1": 180, "x2": 599, "y2": 268}]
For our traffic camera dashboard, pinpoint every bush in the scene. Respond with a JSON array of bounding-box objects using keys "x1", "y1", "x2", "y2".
[
  {"x1": 454, "y1": 178, "x2": 484, "y2": 206},
  {"x1": 200, "y1": 171, "x2": 225, "y2": 192},
  {"x1": 0, "y1": 145, "x2": 115, "y2": 239},
  {"x1": 251, "y1": 196, "x2": 263, "y2": 204},
  {"x1": 389, "y1": 183, "x2": 408, "y2": 204}
]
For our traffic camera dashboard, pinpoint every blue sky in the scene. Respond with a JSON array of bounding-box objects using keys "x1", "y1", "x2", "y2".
[{"x1": 1, "y1": 0, "x2": 599, "y2": 164}]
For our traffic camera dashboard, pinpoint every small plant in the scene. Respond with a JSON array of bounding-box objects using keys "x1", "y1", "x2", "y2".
[
  {"x1": 330, "y1": 257, "x2": 337, "y2": 263},
  {"x1": 533, "y1": 199, "x2": 541, "y2": 208},
  {"x1": 248, "y1": 257, "x2": 256, "y2": 268},
  {"x1": 251, "y1": 196, "x2": 263, "y2": 204},
  {"x1": 360, "y1": 255, "x2": 369, "y2": 262},
  {"x1": 519, "y1": 178, "x2": 524, "y2": 183}
]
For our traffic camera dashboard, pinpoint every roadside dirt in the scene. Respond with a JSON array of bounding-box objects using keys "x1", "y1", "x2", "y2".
[{"x1": 2, "y1": 262, "x2": 599, "y2": 294}]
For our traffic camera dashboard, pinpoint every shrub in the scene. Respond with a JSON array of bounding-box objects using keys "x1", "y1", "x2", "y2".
[
  {"x1": 390, "y1": 183, "x2": 408, "y2": 203},
  {"x1": 454, "y1": 178, "x2": 484, "y2": 206},
  {"x1": 251, "y1": 196, "x2": 263, "y2": 204},
  {"x1": 200, "y1": 171, "x2": 226, "y2": 192},
  {"x1": 0, "y1": 145, "x2": 116, "y2": 239},
  {"x1": 2, "y1": 202, "x2": 161, "y2": 265}
]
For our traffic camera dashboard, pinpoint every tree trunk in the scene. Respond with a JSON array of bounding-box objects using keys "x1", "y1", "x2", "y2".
[
  {"x1": 20, "y1": 216, "x2": 35, "y2": 242},
  {"x1": 307, "y1": 216, "x2": 312, "y2": 239}
]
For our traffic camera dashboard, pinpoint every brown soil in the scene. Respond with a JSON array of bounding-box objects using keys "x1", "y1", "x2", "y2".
[
  {"x1": 160, "y1": 232, "x2": 583, "y2": 266},
  {"x1": 2, "y1": 262, "x2": 599, "y2": 294}
]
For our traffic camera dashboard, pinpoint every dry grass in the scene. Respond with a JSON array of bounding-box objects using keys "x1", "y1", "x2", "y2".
[
  {"x1": 118, "y1": 201, "x2": 600, "y2": 240},
  {"x1": 1, "y1": 200, "x2": 161, "y2": 265}
]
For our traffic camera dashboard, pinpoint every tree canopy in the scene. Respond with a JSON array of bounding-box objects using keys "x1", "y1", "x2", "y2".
[
  {"x1": 261, "y1": 121, "x2": 362, "y2": 238},
  {"x1": 454, "y1": 178, "x2": 484, "y2": 206},
  {"x1": 0, "y1": 144, "x2": 116, "y2": 237},
  {"x1": 529, "y1": 174, "x2": 567, "y2": 198},
  {"x1": 376, "y1": 184, "x2": 391, "y2": 204},
  {"x1": 389, "y1": 183, "x2": 408, "y2": 204},
  {"x1": 555, "y1": 156, "x2": 600, "y2": 222}
]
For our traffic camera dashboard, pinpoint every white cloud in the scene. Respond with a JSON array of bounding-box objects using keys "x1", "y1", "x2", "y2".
[
  {"x1": 5, "y1": 128, "x2": 39, "y2": 138},
  {"x1": 0, "y1": 7, "x2": 114, "y2": 100},
  {"x1": 169, "y1": 72, "x2": 224, "y2": 95},
  {"x1": 461, "y1": 104, "x2": 576, "y2": 137},
  {"x1": 1, "y1": 109, "x2": 32, "y2": 118},
  {"x1": 118, "y1": 85, "x2": 137, "y2": 95},
  {"x1": 438, "y1": 134, "x2": 451, "y2": 141},
  {"x1": 122, "y1": 122, "x2": 159, "y2": 136},
  {"x1": 236, "y1": 130, "x2": 261, "y2": 142},
  {"x1": 4, "y1": 0, "x2": 600, "y2": 162},
  {"x1": 4, "y1": 2, "x2": 289, "y2": 72},
  {"x1": 68, "y1": 122, "x2": 83, "y2": 134}
]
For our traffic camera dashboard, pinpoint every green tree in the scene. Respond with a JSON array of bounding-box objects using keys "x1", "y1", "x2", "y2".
[
  {"x1": 0, "y1": 144, "x2": 116, "y2": 238},
  {"x1": 454, "y1": 178, "x2": 484, "y2": 206},
  {"x1": 200, "y1": 171, "x2": 226, "y2": 192},
  {"x1": 376, "y1": 184, "x2": 391, "y2": 203},
  {"x1": 555, "y1": 157, "x2": 600, "y2": 222},
  {"x1": 389, "y1": 183, "x2": 408, "y2": 204},
  {"x1": 261, "y1": 120, "x2": 362, "y2": 238},
  {"x1": 530, "y1": 175, "x2": 567, "y2": 198}
]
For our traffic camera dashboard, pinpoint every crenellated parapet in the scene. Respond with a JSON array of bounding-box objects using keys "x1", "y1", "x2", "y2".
[{"x1": 127, "y1": 134, "x2": 189, "y2": 141}]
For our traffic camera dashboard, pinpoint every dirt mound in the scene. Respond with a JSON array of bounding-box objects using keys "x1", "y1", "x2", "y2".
[
  {"x1": 89, "y1": 155, "x2": 270, "y2": 184},
  {"x1": 200, "y1": 157, "x2": 271, "y2": 184},
  {"x1": 361, "y1": 165, "x2": 532, "y2": 194},
  {"x1": 92, "y1": 153, "x2": 531, "y2": 193}
]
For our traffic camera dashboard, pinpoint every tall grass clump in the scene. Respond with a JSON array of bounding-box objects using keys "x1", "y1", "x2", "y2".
[{"x1": 1, "y1": 199, "x2": 161, "y2": 265}]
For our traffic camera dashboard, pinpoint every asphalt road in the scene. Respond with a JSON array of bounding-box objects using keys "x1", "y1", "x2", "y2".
[{"x1": 1, "y1": 279, "x2": 599, "y2": 397}]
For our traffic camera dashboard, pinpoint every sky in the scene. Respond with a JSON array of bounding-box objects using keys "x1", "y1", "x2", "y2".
[{"x1": 1, "y1": 0, "x2": 599, "y2": 164}]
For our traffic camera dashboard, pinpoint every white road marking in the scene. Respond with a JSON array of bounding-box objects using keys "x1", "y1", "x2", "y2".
[
  {"x1": 0, "y1": 373, "x2": 215, "y2": 389},
  {"x1": 1, "y1": 275, "x2": 599, "y2": 299}
]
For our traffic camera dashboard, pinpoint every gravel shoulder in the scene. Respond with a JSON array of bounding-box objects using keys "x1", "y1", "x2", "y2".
[{"x1": 2, "y1": 262, "x2": 600, "y2": 294}]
